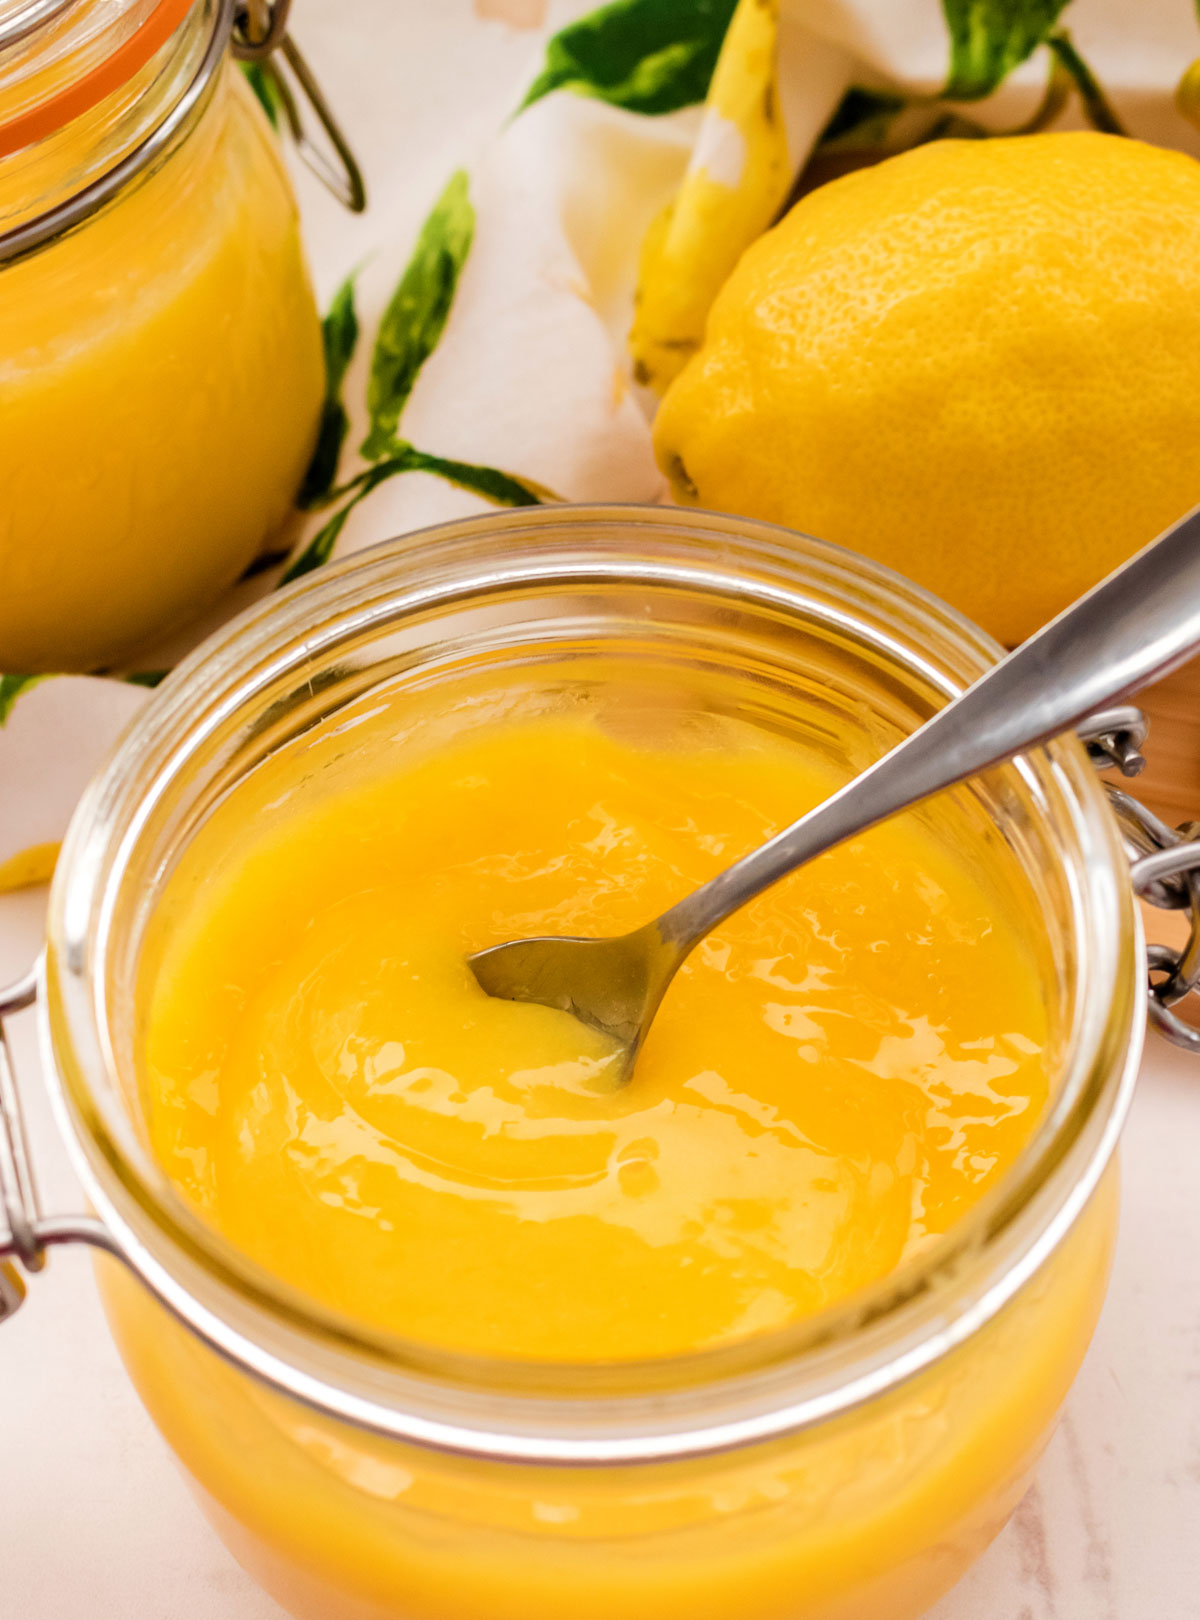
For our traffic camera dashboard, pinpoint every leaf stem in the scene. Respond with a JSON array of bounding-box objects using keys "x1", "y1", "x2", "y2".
[{"x1": 1046, "y1": 30, "x2": 1126, "y2": 135}]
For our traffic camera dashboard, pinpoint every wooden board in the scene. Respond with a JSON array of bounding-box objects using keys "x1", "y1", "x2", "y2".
[
  {"x1": 1130, "y1": 654, "x2": 1200, "y2": 829},
  {"x1": 1110, "y1": 658, "x2": 1199, "y2": 1031}
]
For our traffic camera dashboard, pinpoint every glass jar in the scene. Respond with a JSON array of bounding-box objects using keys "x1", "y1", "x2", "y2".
[
  {"x1": 3, "y1": 507, "x2": 1142, "y2": 1620},
  {"x1": 0, "y1": 0, "x2": 332, "y2": 673}
]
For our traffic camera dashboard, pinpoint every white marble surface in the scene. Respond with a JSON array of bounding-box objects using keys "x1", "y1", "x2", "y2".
[
  {"x1": 4, "y1": 878, "x2": 1200, "y2": 1620},
  {"x1": 5, "y1": 2, "x2": 1200, "y2": 1614}
]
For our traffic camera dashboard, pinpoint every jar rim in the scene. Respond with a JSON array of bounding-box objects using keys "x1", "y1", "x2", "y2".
[
  {"x1": 0, "y1": 0, "x2": 226, "y2": 260},
  {"x1": 0, "y1": 0, "x2": 196, "y2": 156},
  {"x1": 42, "y1": 504, "x2": 1144, "y2": 1463}
]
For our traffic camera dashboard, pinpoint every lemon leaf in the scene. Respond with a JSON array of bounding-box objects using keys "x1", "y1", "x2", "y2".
[
  {"x1": 241, "y1": 61, "x2": 285, "y2": 129},
  {"x1": 941, "y1": 0, "x2": 1070, "y2": 101},
  {"x1": 282, "y1": 448, "x2": 542, "y2": 585},
  {"x1": 0, "y1": 673, "x2": 45, "y2": 726},
  {"x1": 361, "y1": 172, "x2": 474, "y2": 462},
  {"x1": 300, "y1": 271, "x2": 361, "y2": 507},
  {"x1": 521, "y1": 0, "x2": 738, "y2": 117},
  {"x1": 402, "y1": 451, "x2": 544, "y2": 507},
  {"x1": 280, "y1": 498, "x2": 362, "y2": 585}
]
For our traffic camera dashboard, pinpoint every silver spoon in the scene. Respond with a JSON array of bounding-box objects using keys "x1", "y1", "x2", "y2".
[{"x1": 471, "y1": 505, "x2": 1200, "y2": 1081}]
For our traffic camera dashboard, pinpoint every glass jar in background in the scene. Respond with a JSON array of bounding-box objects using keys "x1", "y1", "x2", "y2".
[
  {"x1": 0, "y1": 0, "x2": 359, "y2": 673},
  {"x1": 3, "y1": 508, "x2": 1141, "y2": 1620}
]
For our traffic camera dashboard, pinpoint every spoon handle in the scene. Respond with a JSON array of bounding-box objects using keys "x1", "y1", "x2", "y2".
[{"x1": 658, "y1": 502, "x2": 1200, "y2": 949}]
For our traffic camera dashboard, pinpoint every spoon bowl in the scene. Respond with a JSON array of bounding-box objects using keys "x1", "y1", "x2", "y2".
[{"x1": 470, "y1": 922, "x2": 681, "y2": 1082}]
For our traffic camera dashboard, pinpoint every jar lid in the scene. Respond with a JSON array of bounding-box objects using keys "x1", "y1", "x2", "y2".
[{"x1": 0, "y1": 0, "x2": 194, "y2": 159}]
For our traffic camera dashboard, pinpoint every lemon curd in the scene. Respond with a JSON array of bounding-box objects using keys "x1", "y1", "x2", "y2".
[
  {"x1": 100, "y1": 672, "x2": 1121, "y2": 1620},
  {"x1": 141, "y1": 709, "x2": 1052, "y2": 1365},
  {"x1": 0, "y1": 54, "x2": 322, "y2": 672}
]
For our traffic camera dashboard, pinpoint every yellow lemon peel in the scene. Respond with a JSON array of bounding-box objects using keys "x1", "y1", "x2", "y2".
[{"x1": 654, "y1": 132, "x2": 1200, "y2": 645}]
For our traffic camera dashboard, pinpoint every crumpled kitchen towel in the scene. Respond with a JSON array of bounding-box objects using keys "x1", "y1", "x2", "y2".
[{"x1": 5, "y1": 0, "x2": 1200, "y2": 887}]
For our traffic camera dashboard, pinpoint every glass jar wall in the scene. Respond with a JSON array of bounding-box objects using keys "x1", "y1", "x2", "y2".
[
  {"x1": 0, "y1": 0, "x2": 323, "y2": 672},
  {"x1": 44, "y1": 510, "x2": 1142, "y2": 1620},
  {"x1": 96, "y1": 1171, "x2": 1118, "y2": 1620}
]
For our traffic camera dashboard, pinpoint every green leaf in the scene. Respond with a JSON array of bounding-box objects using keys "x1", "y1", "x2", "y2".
[
  {"x1": 941, "y1": 0, "x2": 1071, "y2": 101},
  {"x1": 403, "y1": 451, "x2": 544, "y2": 507},
  {"x1": 0, "y1": 673, "x2": 45, "y2": 726},
  {"x1": 299, "y1": 272, "x2": 361, "y2": 508},
  {"x1": 280, "y1": 499, "x2": 361, "y2": 585},
  {"x1": 281, "y1": 455, "x2": 414, "y2": 583},
  {"x1": 280, "y1": 446, "x2": 544, "y2": 586},
  {"x1": 241, "y1": 61, "x2": 285, "y2": 129},
  {"x1": 818, "y1": 87, "x2": 907, "y2": 150},
  {"x1": 521, "y1": 0, "x2": 738, "y2": 117},
  {"x1": 124, "y1": 670, "x2": 168, "y2": 690},
  {"x1": 361, "y1": 173, "x2": 475, "y2": 462}
]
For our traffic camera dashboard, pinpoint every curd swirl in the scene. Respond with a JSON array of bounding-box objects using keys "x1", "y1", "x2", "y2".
[{"x1": 143, "y1": 708, "x2": 1050, "y2": 1359}]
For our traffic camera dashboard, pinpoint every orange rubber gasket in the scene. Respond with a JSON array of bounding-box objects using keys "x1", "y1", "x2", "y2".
[{"x1": 0, "y1": 0, "x2": 197, "y2": 160}]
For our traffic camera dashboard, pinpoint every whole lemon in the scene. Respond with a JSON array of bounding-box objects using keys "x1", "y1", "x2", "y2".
[{"x1": 654, "y1": 132, "x2": 1200, "y2": 646}]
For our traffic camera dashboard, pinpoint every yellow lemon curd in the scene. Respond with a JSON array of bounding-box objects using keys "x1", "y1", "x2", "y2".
[
  {"x1": 143, "y1": 715, "x2": 1049, "y2": 1357},
  {"x1": 0, "y1": 66, "x2": 322, "y2": 672},
  {"x1": 107, "y1": 693, "x2": 1116, "y2": 1620}
]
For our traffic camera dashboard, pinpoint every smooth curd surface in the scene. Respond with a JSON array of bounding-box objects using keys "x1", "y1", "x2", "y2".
[{"x1": 142, "y1": 708, "x2": 1050, "y2": 1361}]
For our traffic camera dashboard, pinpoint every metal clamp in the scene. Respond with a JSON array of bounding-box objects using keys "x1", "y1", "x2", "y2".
[
  {"x1": 1080, "y1": 707, "x2": 1200, "y2": 1054},
  {"x1": 1079, "y1": 704, "x2": 1148, "y2": 778},
  {"x1": 0, "y1": 968, "x2": 118, "y2": 1324},
  {"x1": 0, "y1": 969, "x2": 40, "y2": 1321},
  {"x1": 232, "y1": 0, "x2": 367, "y2": 213}
]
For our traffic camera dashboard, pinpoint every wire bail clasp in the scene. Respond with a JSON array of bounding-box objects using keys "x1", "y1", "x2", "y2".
[
  {"x1": 1123, "y1": 805, "x2": 1200, "y2": 1053},
  {"x1": 1080, "y1": 707, "x2": 1200, "y2": 1054},
  {"x1": 0, "y1": 966, "x2": 121, "y2": 1325},
  {"x1": 232, "y1": 0, "x2": 367, "y2": 213},
  {"x1": 1, "y1": 968, "x2": 42, "y2": 1322}
]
